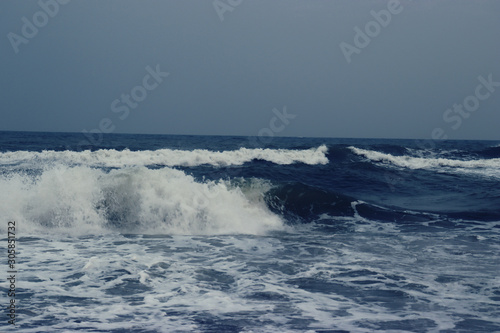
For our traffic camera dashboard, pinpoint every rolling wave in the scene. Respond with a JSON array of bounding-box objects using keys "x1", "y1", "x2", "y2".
[
  {"x1": 3, "y1": 141, "x2": 498, "y2": 236},
  {"x1": 264, "y1": 182, "x2": 435, "y2": 224},
  {"x1": 475, "y1": 145, "x2": 500, "y2": 159},
  {"x1": 1, "y1": 162, "x2": 496, "y2": 237},
  {"x1": 0, "y1": 145, "x2": 329, "y2": 168},
  {"x1": 0, "y1": 166, "x2": 284, "y2": 236},
  {"x1": 349, "y1": 146, "x2": 500, "y2": 177}
]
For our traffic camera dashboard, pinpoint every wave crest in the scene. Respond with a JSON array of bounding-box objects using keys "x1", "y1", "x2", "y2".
[
  {"x1": 0, "y1": 145, "x2": 329, "y2": 168},
  {"x1": 349, "y1": 146, "x2": 500, "y2": 177},
  {"x1": 0, "y1": 166, "x2": 284, "y2": 236}
]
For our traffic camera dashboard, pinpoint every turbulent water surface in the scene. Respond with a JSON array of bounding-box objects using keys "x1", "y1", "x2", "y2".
[{"x1": 1, "y1": 131, "x2": 499, "y2": 332}]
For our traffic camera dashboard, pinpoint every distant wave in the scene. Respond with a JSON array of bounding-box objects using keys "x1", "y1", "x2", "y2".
[
  {"x1": 0, "y1": 145, "x2": 329, "y2": 168},
  {"x1": 349, "y1": 146, "x2": 500, "y2": 176}
]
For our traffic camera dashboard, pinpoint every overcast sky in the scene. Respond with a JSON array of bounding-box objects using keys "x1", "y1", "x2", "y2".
[{"x1": 1, "y1": 0, "x2": 499, "y2": 140}]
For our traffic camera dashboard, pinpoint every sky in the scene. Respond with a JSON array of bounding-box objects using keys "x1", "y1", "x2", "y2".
[{"x1": 1, "y1": 0, "x2": 499, "y2": 140}]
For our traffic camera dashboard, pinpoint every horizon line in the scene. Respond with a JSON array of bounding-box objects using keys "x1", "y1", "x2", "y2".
[{"x1": 0, "y1": 129, "x2": 499, "y2": 142}]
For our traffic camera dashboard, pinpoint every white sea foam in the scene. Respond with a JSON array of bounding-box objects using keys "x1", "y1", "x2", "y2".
[
  {"x1": 349, "y1": 146, "x2": 500, "y2": 177},
  {"x1": 0, "y1": 145, "x2": 329, "y2": 168},
  {"x1": 2, "y1": 209, "x2": 498, "y2": 332},
  {"x1": 0, "y1": 165, "x2": 284, "y2": 236}
]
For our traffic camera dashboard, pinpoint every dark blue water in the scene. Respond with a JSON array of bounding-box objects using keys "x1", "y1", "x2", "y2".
[{"x1": 1, "y1": 131, "x2": 499, "y2": 332}]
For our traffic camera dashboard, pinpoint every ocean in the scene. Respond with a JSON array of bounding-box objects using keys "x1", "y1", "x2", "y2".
[{"x1": 1, "y1": 131, "x2": 499, "y2": 332}]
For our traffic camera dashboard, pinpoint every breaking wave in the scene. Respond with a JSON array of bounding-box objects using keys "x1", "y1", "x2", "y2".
[
  {"x1": 0, "y1": 145, "x2": 329, "y2": 169},
  {"x1": 349, "y1": 146, "x2": 500, "y2": 178},
  {"x1": 0, "y1": 166, "x2": 284, "y2": 236}
]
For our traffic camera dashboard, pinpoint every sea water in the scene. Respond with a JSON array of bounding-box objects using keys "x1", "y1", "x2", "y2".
[{"x1": 0, "y1": 131, "x2": 499, "y2": 332}]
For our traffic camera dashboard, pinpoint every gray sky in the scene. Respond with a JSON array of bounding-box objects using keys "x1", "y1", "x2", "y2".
[{"x1": 1, "y1": 0, "x2": 499, "y2": 140}]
